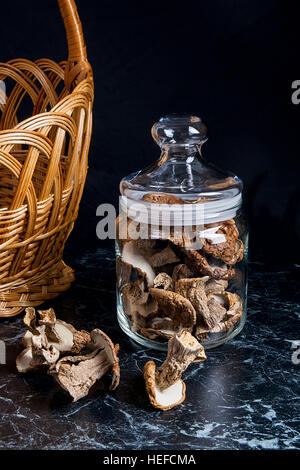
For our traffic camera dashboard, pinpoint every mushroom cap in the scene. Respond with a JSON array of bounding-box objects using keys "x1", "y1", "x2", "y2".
[
  {"x1": 149, "y1": 288, "x2": 197, "y2": 327},
  {"x1": 143, "y1": 360, "x2": 186, "y2": 411}
]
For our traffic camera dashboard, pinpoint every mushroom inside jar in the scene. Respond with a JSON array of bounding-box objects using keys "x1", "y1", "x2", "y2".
[{"x1": 116, "y1": 214, "x2": 245, "y2": 346}]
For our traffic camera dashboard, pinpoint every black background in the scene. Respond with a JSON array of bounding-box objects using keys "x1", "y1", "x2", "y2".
[{"x1": 1, "y1": 0, "x2": 299, "y2": 265}]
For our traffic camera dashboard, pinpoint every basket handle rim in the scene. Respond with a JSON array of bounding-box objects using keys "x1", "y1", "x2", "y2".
[{"x1": 57, "y1": 0, "x2": 92, "y2": 88}]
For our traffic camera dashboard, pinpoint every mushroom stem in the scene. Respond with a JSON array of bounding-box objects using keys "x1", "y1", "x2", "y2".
[{"x1": 156, "y1": 330, "x2": 206, "y2": 391}]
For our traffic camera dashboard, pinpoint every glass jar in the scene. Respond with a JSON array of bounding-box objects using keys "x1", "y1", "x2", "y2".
[{"x1": 116, "y1": 115, "x2": 248, "y2": 350}]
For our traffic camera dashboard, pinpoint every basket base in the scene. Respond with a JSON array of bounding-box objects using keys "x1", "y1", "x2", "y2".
[{"x1": 0, "y1": 261, "x2": 75, "y2": 318}]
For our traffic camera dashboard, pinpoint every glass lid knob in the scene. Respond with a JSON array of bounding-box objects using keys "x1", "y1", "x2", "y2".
[{"x1": 151, "y1": 114, "x2": 208, "y2": 148}]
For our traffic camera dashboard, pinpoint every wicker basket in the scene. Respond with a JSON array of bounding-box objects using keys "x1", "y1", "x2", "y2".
[{"x1": 0, "y1": 0, "x2": 93, "y2": 317}]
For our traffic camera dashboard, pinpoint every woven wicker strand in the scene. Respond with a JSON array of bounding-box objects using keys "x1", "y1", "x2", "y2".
[{"x1": 0, "y1": 0, "x2": 94, "y2": 317}]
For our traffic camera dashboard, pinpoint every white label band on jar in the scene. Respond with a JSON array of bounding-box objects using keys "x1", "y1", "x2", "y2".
[{"x1": 120, "y1": 194, "x2": 242, "y2": 227}]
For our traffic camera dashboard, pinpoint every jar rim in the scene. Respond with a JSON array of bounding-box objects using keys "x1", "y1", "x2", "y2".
[{"x1": 120, "y1": 193, "x2": 242, "y2": 227}]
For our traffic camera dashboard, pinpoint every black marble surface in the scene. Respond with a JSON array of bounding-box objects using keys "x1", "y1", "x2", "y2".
[{"x1": 0, "y1": 247, "x2": 299, "y2": 450}]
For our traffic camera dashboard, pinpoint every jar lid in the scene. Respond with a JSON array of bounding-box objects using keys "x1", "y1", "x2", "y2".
[{"x1": 120, "y1": 115, "x2": 242, "y2": 225}]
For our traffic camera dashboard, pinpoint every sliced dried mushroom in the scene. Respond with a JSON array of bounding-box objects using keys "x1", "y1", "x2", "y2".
[
  {"x1": 140, "y1": 316, "x2": 190, "y2": 340},
  {"x1": 88, "y1": 328, "x2": 120, "y2": 391},
  {"x1": 31, "y1": 337, "x2": 60, "y2": 366},
  {"x1": 195, "y1": 292, "x2": 243, "y2": 338},
  {"x1": 116, "y1": 256, "x2": 132, "y2": 288},
  {"x1": 226, "y1": 292, "x2": 243, "y2": 317},
  {"x1": 208, "y1": 292, "x2": 242, "y2": 317},
  {"x1": 141, "y1": 192, "x2": 211, "y2": 205},
  {"x1": 38, "y1": 307, "x2": 56, "y2": 326},
  {"x1": 49, "y1": 329, "x2": 120, "y2": 402},
  {"x1": 204, "y1": 278, "x2": 228, "y2": 295},
  {"x1": 156, "y1": 330, "x2": 206, "y2": 391},
  {"x1": 206, "y1": 176, "x2": 237, "y2": 190},
  {"x1": 140, "y1": 328, "x2": 176, "y2": 340},
  {"x1": 175, "y1": 277, "x2": 213, "y2": 327},
  {"x1": 135, "y1": 239, "x2": 159, "y2": 258},
  {"x1": 16, "y1": 309, "x2": 120, "y2": 402},
  {"x1": 149, "y1": 288, "x2": 197, "y2": 327},
  {"x1": 143, "y1": 360, "x2": 186, "y2": 410},
  {"x1": 22, "y1": 308, "x2": 90, "y2": 354},
  {"x1": 122, "y1": 241, "x2": 156, "y2": 287},
  {"x1": 202, "y1": 235, "x2": 244, "y2": 265},
  {"x1": 142, "y1": 193, "x2": 185, "y2": 204},
  {"x1": 153, "y1": 272, "x2": 173, "y2": 290},
  {"x1": 17, "y1": 325, "x2": 60, "y2": 373},
  {"x1": 184, "y1": 250, "x2": 235, "y2": 280},
  {"x1": 194, "y1": 324, "x2": 211, "y2": 343},
  {"x1": 147, "y1": 246, "x2": 180, "y2": 268},
  {"x1": 171, "y1": 263, "x2": 193, "y2": 286},
  {"x1": 200, "y1": 220, "x2": 244, "y2": 265},
  {"x1": 206, "y1": 296, "x2": 227, "y2": 327},
  {"x1": 16, "y1": 346, "x2": 46, "y2": 373},
  {"x1": 23, "y1": 307, "x2": 39, "y2": 334},
  {"x1": 121, "y1": 278, "x2": 158, "y2": 319},
  {"x1": 131, "y1": 311, "x2": 148, "y2": 332}
]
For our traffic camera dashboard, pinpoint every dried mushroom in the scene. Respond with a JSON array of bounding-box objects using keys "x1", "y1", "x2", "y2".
[
  {"x1": 184, "y1": 249, "x2": 235, "y2": 280},
  {"x1": 204, "y1": 278, "x2": 228, "y2": 295},
  {"x1": 195, "y1": 292, "x2": 243, "y2": 338},
  {"x1": 142, "y1": 193, "x2": 185, "y2": 204},
  {"x1": 171, "y1": 263, "x2": 193, "y2": 286},
  {"x1": 16, "y1": 308, "x2": 120, "y2": 402},
  {"x1": 131, "y1": 312, "x2": 148, "y2": 332},
  {"x1": 121, "y1": 278, "x2": 157, "y2": 319},
  {"x1": 147, "y1": 246, "x2": 180, "y2": 268},
  {"x1": 226, "y1": 292, "x2": 243, "y2": 317},
  {"x1": 23, "y1": 307, "x2": 38, "y2": 334},
  {"x1": 206, "y1": 296, "x2": 227, "y2": 327},
  {"x1": 175, "y1": 277, "x2": 213, "y2": 328},
  {"x1": 200, "y1": 220, "x2": 240, "y2": 262},
  {"x1": 156, "y1": 330, "x2": 206, "y2": 391},
  {"x1": 122, "y1": 241, "x2": 156, "y2": 287},
  {"x1": 117, "y1": 213, "x2": 244, "y2": 346},
  {"x1": 149, "y1": 288, "x2": 197, "y2": 327},
  {"x1": 49, "y1": 329, "x2": 120, "y2": 402},
  {"x1": 140, "y1": 316, "x2": 190, "y2": 340},
  {"x1": 143, "y1": 360, "x2": 186, "y2": 410},
  {"x1": 141, "y1": 192, "x2": 211, "y2": 205},
  {"x1": 22, "y1": 308, "x2": 90, "y2": 355},
  {"x1": 16, "y1": 346, "x2": 47, "y2": 373},
  {"x1": 116, "y1": 256, "x2": 132, "y2": 288},
  {"x1": 194, "y1": 324, "x2": 211, "y2": 343},
  {"x1": 206, "y1": 176, "x2": 237, "y2": 190},
  {"x1": 153, "y1": 272, "x2": 173, "y2": 290},
  {"x1": 135, "y1": 239, "x2": 158, "y2": 258}
]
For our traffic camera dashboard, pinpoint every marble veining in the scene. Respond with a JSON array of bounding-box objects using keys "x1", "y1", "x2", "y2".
[{"x1": 0, "y1": 247, "x2": 299, "y2": 450}]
